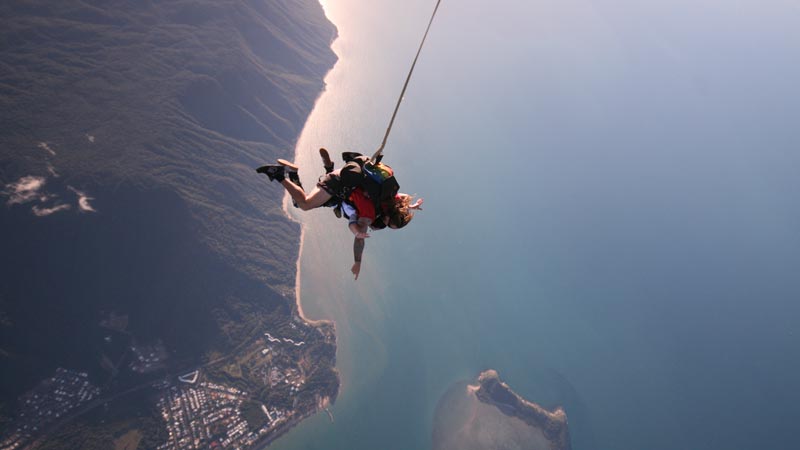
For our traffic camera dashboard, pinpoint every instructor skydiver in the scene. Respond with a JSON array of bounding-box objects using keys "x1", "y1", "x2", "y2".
[{"x1": 256, "y1": 149, "x2": 423, "y2": 279}]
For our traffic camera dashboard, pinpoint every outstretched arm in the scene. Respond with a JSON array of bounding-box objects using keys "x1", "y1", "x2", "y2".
[
  {"x1": 352, "y1": 238, "x2": 365, "y2": 280},
  {"x1": 350, "y1": 217, "x2": 371, "y2": 280}
]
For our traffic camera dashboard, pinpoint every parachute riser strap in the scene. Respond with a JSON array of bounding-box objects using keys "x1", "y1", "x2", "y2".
[{"x1": 372, "y1": 0, "x2": 443, "y2": 162}]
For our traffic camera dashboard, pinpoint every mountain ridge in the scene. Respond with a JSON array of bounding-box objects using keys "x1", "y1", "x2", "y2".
[{"x1": 1, "y1": 1, "x2": 341, "y2": 448}]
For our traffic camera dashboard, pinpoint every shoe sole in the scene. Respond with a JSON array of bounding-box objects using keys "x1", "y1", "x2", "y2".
[
  {"x1": 319, "y1": 148, "x2": 333, "y2": 164},
  {"x1": 277, "y1": 159, "x2": 299, "y2": 171}
]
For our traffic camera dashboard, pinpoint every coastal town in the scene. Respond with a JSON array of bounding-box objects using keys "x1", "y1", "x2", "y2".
[
  {"x1": 156, "y1": 378, "x2": 287, "y2": 449},
  {"x1": 155, "y1": 326, "x2": 315, "y2": 449},
  {"x1": 0, "y1": 369, "x2": 101, "y2": 450},
  {"x1": 0, "y1": 325, "x2": 333, "y2": 450}
]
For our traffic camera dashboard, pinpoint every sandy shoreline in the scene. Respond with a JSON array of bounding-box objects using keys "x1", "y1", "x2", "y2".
[
  {"x1": 282, "y1": 1, "x2": 332, "y2": 326},
  {"x1": 279, "y1": 0, "x2": 340, "y2": 331},
  {"x1": 281, "y1": 194, "x2": 331, "y2": 328}
]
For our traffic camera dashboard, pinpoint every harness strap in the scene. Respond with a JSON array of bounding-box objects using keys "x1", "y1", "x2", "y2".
[{"x1": 372, "y1": 0, "x2": 443, "y2": 162}]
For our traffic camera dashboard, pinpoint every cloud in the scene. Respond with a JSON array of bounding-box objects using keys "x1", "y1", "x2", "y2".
[
  {"x1": 68, "y1": 186, "x2": 97, "y2": 212},
  {"x1": 32, "y1": 204, "x2": 71, "y2": 217},
  {"x1": 38, "y1": 142, "x2": 56, "y2": 156},
  {"x1": 4, "y1": 176, "x2": 46, "y2": 205}
]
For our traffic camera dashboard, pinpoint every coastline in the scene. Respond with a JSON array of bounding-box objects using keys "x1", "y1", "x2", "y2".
[
  {"x1": 285, "y1": 211, "x2": 329, "y2": 328},
  {"x1": 281, "y1": 0, "x2": 339, "y2": 331},
  {"x1": 269, "y1": 96, "x2": 339, "y2": 450},
  {"x1": 253, "y1": 396, "x2": 332, "y2": 450},
  {"x1": 267, "y1": 3, "x2": 342, "y2": 445}
]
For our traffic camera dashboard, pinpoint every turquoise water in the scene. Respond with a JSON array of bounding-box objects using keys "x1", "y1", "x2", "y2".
[{"x1": 278, "y1": 1, "x2": 800, "y2": 449}]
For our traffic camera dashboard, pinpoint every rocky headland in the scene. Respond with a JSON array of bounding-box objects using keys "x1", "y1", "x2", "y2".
[
  {"x1": 472, "y1": 370, "x2": 571, "y2": 450},
  {"x1": 432, "y1": 370, "x2": 572, "y2": 450}
]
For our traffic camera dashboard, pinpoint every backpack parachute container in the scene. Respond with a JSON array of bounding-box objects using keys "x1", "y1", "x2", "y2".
[{"x1": 363, "y1": 161, "x2": 400, "y2": 207}]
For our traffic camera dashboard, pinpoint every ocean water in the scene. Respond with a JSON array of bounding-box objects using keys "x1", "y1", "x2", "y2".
[{"x1": 276, "y1": 1, "x2": 800, "y2": 449}]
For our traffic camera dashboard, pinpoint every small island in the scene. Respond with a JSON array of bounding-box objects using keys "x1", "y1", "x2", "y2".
[
  {"x1": 472, "y1": 370, "x2": 571, "y2": 450},
  {"x1": 432, "y1": 370, "x2": 571, "y2": 450}
]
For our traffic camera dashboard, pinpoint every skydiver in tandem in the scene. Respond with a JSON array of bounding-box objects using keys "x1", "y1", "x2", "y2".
[{"x1": 256, "y1": 148, "x2": 423, "y2": 280}]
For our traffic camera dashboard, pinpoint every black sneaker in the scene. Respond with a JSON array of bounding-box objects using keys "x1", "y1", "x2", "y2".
[
  {"x1": 341, "y1": 151, "x2": 363, "y2": 163},
  {"x1": 287, "y1": 171, "x2": 302, "y2": 189},
  {"x1": 277, "y1": 159, "x2": 302, "y2": 189},
  {"x1": 319, "y1": 148, "x2": 334, "y2": 173},
  {"x1": 256, "y1": 165, "x2": 285, "y2": 182},
  {"x1": 276, "y1": 159, "x2": 304, "y2": 207}
]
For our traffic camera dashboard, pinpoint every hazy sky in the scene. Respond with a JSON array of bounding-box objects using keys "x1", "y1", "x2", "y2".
[{"x1": 286, "y1": 1, "x2": 800, "y2": 449}]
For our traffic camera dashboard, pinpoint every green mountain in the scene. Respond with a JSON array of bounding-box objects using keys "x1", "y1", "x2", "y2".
[{"x1": 0, "y1": 0, "x2": 339, "y2": 447}]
